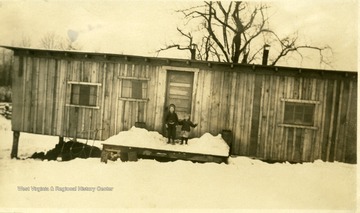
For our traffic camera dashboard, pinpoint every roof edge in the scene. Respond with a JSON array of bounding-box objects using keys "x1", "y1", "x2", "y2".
[{"x1": 1, "y1": 45, "x2": 357, "y2": 73}]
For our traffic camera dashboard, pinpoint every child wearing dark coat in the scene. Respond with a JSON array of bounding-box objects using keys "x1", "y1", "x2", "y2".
[
  {"x1": 178, "y1": 114, "x2": 197, "y2": 145},
  {"x1": 164, "y1": 104, "x2": 178, "y2": 144}
]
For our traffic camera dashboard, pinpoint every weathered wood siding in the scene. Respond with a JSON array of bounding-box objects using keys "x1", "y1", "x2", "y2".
[
  {"x1": 11, "y1": 53, "x2": 357, "y2": 163},
  {"x1": 192, "y1": 68, "x2": 357, "y2": 163},
  {"x1": 12, "y1": 56, "x2": 167, "y2": 141}
]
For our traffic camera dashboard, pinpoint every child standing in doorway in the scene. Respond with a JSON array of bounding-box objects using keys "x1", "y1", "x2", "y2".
[
  {"x1": 165, "y1": 104, "x2": 178, "y2": 145},
  {"x1": 178, "y1": 114, "x2": 197, "y2": 145}
]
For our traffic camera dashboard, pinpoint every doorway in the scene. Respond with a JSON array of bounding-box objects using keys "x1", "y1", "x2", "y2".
[{"x1": 165, "y1": 70, "x2": 194, "y2": 138}]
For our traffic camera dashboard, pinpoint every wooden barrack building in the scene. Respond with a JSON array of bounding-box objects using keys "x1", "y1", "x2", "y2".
[{"x1": 3, "y1": 46, "x2": 357, "y2": 163}]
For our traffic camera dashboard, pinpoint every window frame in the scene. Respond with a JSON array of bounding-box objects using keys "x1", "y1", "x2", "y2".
[
  {"x1": 66, "y1": 81, "x2": 101, "y2": 109},
  {"x1": 119, "y1": 76, "x2": 150, "y2": 102},
  {"x1": 279, "y1": 98, "x2": 319, "y2": 130}
]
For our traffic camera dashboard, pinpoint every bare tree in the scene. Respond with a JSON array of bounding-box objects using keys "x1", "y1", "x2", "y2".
[
  {"x1": 17, "y1": 35, "x2": 32, "y2": 47},
  {"x1": 40, "y1": 32, "x2": 62, "y2": 49},
  {"x1": 40, "y1": 31, "x2": 82, "y2": 50},
  {"x1": 158, "y1": 1, "x2": 332, "y2": 67}
]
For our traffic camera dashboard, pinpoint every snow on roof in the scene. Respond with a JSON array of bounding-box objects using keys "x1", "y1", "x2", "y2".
[{"x1": 103, "y1": 126, "x2": 230, "y2": 157}]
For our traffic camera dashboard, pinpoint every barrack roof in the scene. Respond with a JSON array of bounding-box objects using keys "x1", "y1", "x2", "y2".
[{"x1": 1, "y1": 45, "x2": 357, "y2": 75}]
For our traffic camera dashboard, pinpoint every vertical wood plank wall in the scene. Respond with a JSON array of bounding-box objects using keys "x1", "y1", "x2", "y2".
[
  {"x1": 12, "y1": 56, "x2": 167, "y2": 141},
  {"x1": 12, "y1": 55, "x2": 357, "y2": 163}
]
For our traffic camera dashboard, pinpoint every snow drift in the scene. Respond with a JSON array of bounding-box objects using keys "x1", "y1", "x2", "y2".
[
  {"x1": 104, "y1": 126, "x2": 230, "y2": 157},
  {"x1": 0, "y1": 116, "x2": 357, "y2": 210}
]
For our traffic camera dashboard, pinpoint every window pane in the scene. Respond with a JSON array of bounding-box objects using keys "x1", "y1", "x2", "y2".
[
  {"x1": 304, "y1": 105, "x2": 315, "y2": 115},
  {"x1": 72, "y1": 85, "x2": 80, "y2": 94},
  {"x1": 89, "y1": 94, "x2": 97, "y2": 106},
  {"x1": 284, "y1": 104, "x2": 294, "y2": 123},
  {"x1": 71, "y1": 94, "x2": 80, "y2": 105},
  {"x1": 142, "y1": 82, "x2": 147, "y2": 99},
  {"x1": 303, "y1": 114, "x2": 313, "y2": 124},
  {"x1": 79, "y1": 85, "x2": 90, "y2": 105},
  {"x1": 71, "y1": 85, "x2": 80, "y2": 105},
  {"x1": 284, "y1": 102, "x2": 315, "y2": 126},
  {"x1": 70, "y1": 84, "x2": 98, "y2": 107},
  {"x1": 303, "y1": 105, "x2": 315, "y2": 124},
  {"x1": 294, "y1": 106, "x2": 304, "y2": 123},
  {"x1": 122, "y1": 80, "x2": 132, "y2": 88},
  {"x1": 89, "y1": 86, "x2": 97, "y2": 96},
  {"x1": 120, "y1": 79, "x2": 148, "y2": 99},
  {"x1": 132, "y1": 80, "x2": 142, "y2": 99},
  {"x1": 122, "y1": 88, "x2": 131, "y2": 98},
  {"x1": 142, "y1": 88, "x2": 147, "y2": 99},
  {"x1": 121, "y1": 80, "x2": 132, "y2": 98}
]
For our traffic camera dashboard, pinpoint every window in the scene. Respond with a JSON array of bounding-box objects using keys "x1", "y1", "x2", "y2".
[
  {"x1": 284, "y1": 102, "x2": 315, "y2": 126},
  {"x1": 68, "y1": 82, "x2": 100, "y2": 108},
  {"x1": 121, "y1": 79, "x2": 148, "y2": 100}
]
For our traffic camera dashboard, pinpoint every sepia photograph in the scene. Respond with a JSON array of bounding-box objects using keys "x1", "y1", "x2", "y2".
[{"x1": 0, "y1": 0, "x2": 357, "y2": 212}]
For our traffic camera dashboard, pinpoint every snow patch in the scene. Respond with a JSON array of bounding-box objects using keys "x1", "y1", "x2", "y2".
[{"x1": 104, "y1": 126, "x2": 230, "y2": 156}]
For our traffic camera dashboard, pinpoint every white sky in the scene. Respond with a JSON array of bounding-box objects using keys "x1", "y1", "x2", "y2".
[{"x1": 0, "y1": 0, "x2": 357, "y2": 71}]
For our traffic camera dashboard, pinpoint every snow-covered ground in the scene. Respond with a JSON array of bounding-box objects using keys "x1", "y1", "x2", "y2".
[{"x1": 0, "y1": 116, "x2": 357, "y2": 212}]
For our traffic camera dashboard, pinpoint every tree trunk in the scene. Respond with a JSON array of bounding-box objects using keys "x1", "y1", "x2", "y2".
[
  {"x1": 11, "y1": 131, "x2": 20, "y2": 159},
  {"x1": 232, "y1": 33, "x2": 241, "y2": 63}
]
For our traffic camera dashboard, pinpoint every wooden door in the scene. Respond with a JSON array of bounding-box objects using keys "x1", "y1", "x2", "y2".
[{"x1": 165, "y1": 71, "x2": 194, "y2": 138}]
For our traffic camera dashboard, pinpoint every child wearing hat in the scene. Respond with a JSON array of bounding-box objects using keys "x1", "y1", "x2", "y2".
[
  {"x1": 178, "y1": 113, "x2": 197, "y2": 145},
  {"x1": 164, "y1": 104, "x2": 179, "y2": 144}
]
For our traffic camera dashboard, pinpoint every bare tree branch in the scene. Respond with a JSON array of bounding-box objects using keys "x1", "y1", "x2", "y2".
[
  {"x1": 206, "y1": 1, "x2": 230, "y2": 62},
  {"x1": 247, "y1": 46, "x2": 263, "y2": 64},
  {"x1": 18, "y1": 35, "x2": 32, "y2": 47},
  {"x1": 40, "y1": 32, "x2": 61, "y2": 49},
  {"x1": 156, "y1": 28, "x2": 197, "y2": 59},
  {"x1": 158, "y1": 1, "x2": 332, "y2": 67},
  {"x1": 39, "y1": 31, "x2": 81, "y2": 50},
  {"x1": 269, "y1": 31, "x2": 332, "y2": 67}
]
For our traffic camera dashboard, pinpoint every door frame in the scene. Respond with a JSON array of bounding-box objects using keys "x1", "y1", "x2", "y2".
[{"x1": 162, "y1": 66, "x2": 199, "y2": 123}]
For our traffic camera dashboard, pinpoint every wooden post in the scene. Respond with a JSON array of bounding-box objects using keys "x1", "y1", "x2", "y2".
[
  {"x1": 128, "y1": 151, "x2": 138, "y2": 162},
  {"x1": 59, "y1": 136, "x2": 64, "y2": 144},
  {"x1": 11, "y1": 131, "x2": 20, "y2": 159},
  {"x1": 100, "y1": 150, "x2": 109, "y2": 164}
]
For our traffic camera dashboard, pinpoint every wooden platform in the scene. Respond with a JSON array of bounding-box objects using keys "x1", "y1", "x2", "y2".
[{"x1": 101, "y1": 143, "x2": 228, "y2": 164}]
